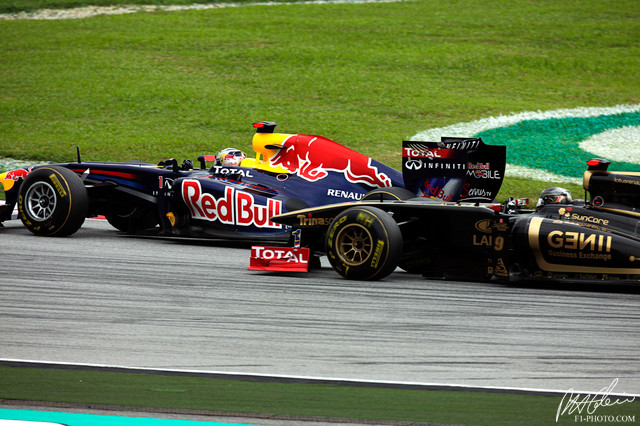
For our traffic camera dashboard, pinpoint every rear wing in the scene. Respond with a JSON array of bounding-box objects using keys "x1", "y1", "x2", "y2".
[
  {"x1": 402, "y1": 137, "x2": 506, "y2": 203},
  {"x1": 584, "y1": 158, "x2": 640, "y2": 211}
]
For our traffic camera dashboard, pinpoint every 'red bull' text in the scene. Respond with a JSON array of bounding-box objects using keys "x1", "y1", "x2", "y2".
[{"x1": 182, "y1": 180, "x2": 282, "y2": 229}]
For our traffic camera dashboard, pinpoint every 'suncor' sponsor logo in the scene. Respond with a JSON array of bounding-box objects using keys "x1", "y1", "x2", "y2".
[
  {"x1": 567, "y1": 213, "x2": 610, "y2": 226},
  {"x1": 182, "y1": 180, "x2": 282, "y2": 229}
]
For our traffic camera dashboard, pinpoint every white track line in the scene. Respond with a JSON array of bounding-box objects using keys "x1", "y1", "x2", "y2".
[{"x1": 3, "y1": 358, "x2": 639, "y2": 398}]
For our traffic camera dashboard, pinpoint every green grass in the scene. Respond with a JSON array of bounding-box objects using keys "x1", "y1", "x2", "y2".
[
  {"x1": 1, "y1": 0, "x2": 638, "y2": 191},
  {"x1": 2, "y1": 366, "x2": 640, "y2": 425}
]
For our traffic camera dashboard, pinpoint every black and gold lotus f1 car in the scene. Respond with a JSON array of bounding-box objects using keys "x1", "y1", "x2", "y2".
[{"x1": 255, "y1": 138, "x2": 640, "y2": 282}]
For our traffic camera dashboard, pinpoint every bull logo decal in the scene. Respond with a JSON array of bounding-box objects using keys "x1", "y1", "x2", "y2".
[{"x1": 268, "y1": 135, "x2": 392, "y2": 188}]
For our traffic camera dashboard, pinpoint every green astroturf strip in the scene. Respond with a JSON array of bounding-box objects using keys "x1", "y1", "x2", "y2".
[
  {"x1": 476, "y1": 111, "x2": 640, "y2": 178},
  {"x1": 2, "y1": 366, "x2": 640, "y2": 425},
  {"x1": 0, "y1": 408, "x2": 246, "y2": 426}
]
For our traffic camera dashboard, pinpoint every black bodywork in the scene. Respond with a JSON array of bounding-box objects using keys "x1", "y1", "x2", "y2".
[{"x1": 271, "y1": 157, "x2": 640, "y2": 282}]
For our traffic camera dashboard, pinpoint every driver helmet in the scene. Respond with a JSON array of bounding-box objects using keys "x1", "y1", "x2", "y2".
[
  {"x1": 536, "y1": 186, "x2": 573, "y2": 209},
  {"x1": 215, "y1": 148, "x2": 246, "y2": 167}
]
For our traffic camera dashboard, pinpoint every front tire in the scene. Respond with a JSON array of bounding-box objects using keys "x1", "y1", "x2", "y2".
[
  {"x1": 18, "y1": 166, "x2": 88, "y2": 236},
  {"x1": 325, "y1": 206, "x2": 402, "y2": 280}
]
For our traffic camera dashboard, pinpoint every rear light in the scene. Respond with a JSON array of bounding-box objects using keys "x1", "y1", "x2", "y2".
[
  {"x1": 253, "y1": 121, "x2": 278, "y2": 133},
  {"x1": 197, "y1": 155, "x2": 216, "y2": 169},
  {"x1": 587, "y1": 158, "x2": 611, "y2": 171}
]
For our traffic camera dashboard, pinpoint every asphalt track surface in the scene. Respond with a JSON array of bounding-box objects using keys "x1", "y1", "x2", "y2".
[{"x1": 2, "y1": 218, "x2": 640, "y2": 396}]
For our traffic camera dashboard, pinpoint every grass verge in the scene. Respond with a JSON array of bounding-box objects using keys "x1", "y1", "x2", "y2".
[
  {"x1": 2, "y1": 0, "x2": 636, "y2": 201},
  {"x1": 1, "y1": 0, "x2": 638, "y2": 173},
  {"x1": 2, "y1": 365, "x2": 640, "y2": 425}
]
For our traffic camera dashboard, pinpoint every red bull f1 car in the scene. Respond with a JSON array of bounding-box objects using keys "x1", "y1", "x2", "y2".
[
  {"x1": 0, "y1": 122, "x2": 403, "y2": 239},
  {"x1": 251, "y1": 139, "x2": 640, "y2": 284}
]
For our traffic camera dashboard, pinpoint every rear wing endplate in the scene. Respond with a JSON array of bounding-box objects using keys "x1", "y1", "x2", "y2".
[{"x1": 402, "y1": 137, "x2": 506, "y2": 203}]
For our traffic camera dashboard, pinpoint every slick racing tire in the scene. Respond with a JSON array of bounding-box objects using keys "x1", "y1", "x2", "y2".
[
  {"x1": 18, "y1": 166, "x2": 88, "y2": 237},
  {"x1": 361, "y1": 186, "x2": 416, "y2": 201},
  {"x1": 326, "y1": 206, "x2": 402, "y2": 281}
]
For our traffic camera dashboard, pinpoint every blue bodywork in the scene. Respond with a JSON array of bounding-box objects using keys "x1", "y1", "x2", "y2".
[{"x1": 0, "y1": 123, "x2": 403, "y2": 240}]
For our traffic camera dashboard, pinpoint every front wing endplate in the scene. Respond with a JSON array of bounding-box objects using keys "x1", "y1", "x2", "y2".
[{"x1": 249, "y1": 246, "x2": 310, "y2": 273}]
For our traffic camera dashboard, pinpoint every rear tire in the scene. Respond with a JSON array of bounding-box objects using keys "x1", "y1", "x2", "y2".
[
  {"x1": 361, "y1": 186, "x2": 416, "y2": 201},
  {"x1": 105, "y1": 205, "x2": 159, "y2": 233},
  {"x1": 325, "y1": 206, "x2": 402, "y2": 280},
  {"x1": 18, "y1": 166, "x2": 88, "y2": 236}
]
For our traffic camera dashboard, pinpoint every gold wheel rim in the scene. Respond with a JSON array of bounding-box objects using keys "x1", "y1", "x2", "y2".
[{"x1": 335, "y1": 223, "x2": 373, "y2": 267}]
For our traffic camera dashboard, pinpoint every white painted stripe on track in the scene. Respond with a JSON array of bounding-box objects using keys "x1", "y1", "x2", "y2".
[{"x1": 3, "y1": 358, "x2": 639, "y2": 398}]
